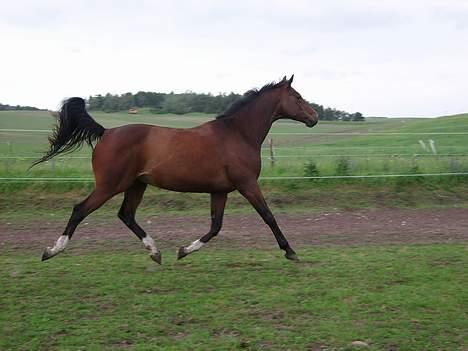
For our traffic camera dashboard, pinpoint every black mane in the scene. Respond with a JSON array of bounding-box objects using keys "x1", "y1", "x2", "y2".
[{"x1": 216, "y1": 80, "x2": 285, "y2": 119}]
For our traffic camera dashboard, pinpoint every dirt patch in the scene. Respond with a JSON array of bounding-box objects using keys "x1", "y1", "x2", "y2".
[{"x1": 1, "y1": 208, "x2": 467, "y2": 254}]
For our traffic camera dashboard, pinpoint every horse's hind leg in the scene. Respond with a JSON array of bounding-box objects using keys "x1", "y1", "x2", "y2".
[
  {"x1": 177, "y1": 193, "x2": 227, "y2": 259},
  {"x1": 118, "y1": 181, "x2": 161, "y2": 264},
  {"x1": 42, "y1": 188, "x2": 115, "y2": 261}
]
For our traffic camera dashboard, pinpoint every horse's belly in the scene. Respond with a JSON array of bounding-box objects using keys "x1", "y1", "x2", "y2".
[{"x1": 139, "y1": 166, "x2": 235, "y2": 193}]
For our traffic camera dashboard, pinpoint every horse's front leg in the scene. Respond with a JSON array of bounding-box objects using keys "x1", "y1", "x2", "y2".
[
  {"x1": 237, "y1": 181, "x2": 299, "y2": 261},
  {"x1": 177, "y1": 193, "x2": 227, "y2": 259}
]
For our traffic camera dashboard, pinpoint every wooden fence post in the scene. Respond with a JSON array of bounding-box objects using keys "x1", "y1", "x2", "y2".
[
  {"x1": 269, "y1": 138, "x2": 275, "y2": 168},
  {"x1": 6, "y1": 141, "x2": 12, "y2": 173}
]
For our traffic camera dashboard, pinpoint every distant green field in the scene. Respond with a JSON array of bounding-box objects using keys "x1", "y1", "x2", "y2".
[{"x1": 1, "y1": 110, "x2": 467, "y2": 186}]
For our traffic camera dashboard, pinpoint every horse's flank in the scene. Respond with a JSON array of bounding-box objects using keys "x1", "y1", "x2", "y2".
[{"x1": 94, "y1": 122, "x2": 243, "y2": 193}]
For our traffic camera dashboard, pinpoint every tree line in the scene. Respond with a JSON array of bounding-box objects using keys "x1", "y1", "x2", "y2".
[
  {"x1": 309, "y1": 102, "x2": 364, "y2": 122},
  {"x1": 0, "y1": 103, "x2": 42, "y2": 111},
  {"x1": 87, "y1": 91, "x2": 364, "y2": 121}
]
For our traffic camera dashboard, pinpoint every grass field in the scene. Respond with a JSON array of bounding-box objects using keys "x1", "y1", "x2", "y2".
[
  {"x1": 1, "y1": 110, "x2": 468, "y2": 350},
  {"x1": 1, "y1": 109, "x2": 468, "y2": 213},
  {"x1": 1, "y1": 110, "x2": 468, "y2": 186},
  {"x1": 1, "y1": 245, "x2": 467, "y2": 350}
]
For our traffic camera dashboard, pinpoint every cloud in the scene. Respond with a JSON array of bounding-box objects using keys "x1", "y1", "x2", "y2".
[{"x1": 0, "y1": 0, "x2": 467, "y2": 116}]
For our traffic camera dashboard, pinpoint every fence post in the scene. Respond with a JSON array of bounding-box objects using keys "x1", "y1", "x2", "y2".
[
  {"x1": 419, "y1": 140, "x2": 428, "y2": 152},
  {"x1": 429, "y1": 139, "x2": 437, "y2": 155},
  {"x1": 269, "y1": 138, "x2": 275, "y2": 168},
  {"x1": 6, "y1": 141, "x2": 12, "y2": 173}
]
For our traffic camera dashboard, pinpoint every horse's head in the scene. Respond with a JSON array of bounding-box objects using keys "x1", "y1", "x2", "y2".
[{"x1": 277, "y1": 75, "x2": 318, "y2": 127}]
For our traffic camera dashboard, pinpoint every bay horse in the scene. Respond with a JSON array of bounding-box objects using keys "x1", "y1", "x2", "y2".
[{"x1": 34, "y1": 75, "x2": 318, "y2": 264}]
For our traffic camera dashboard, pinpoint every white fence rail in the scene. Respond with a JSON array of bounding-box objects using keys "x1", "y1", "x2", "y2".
[
  {"x1": 2, "y1": 128, "x2": 468, "y2": 183},
  {"x1": 1, "y1": 172, "x2": 468, "y2": 183},
  {"x1": 2, "y1": 128, "x2": 468, "y2": 135},
  {"x1": 2, "y1": 154, "x2": 468, "y2": 160}
]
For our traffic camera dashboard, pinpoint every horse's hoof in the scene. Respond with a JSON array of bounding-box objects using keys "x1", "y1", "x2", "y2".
[
  {"x1": 177, "y1": 247, "x2": 188, "y2": 260},
  {"x1": 285, "y1": 252, "x2": 300, "y2": 262},
  {"x1": 41, "y1": 248, "x2": 54, "y2": 261},
  {"x1": 150, "y1": 252, "x2": 162, "y2": 265}
]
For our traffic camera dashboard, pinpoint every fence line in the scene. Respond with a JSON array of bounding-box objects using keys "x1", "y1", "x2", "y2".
[
  {"x1": 1, "y1": 172, "x2": 468, "y2": 182},
  {"x1": 260, "y1": 172, "x2": 468, "y2": 179},
  {"x1": 0, "y1": 156, "x2": 89, "y2": 159},
  {"x1": 261, "y1": 154, "x2": 468, "y2": 158},
  {"x1": 0, "y1": 129, "x2": 50, "y2": 133},
  {"x1": 2, "y1": 129, "x2": 467, "y2": 182},
  {"x1": 260, "y1": 146, "x2": 467, "y2": 150},
  {"x1": 2, "y1": 128, "x2": 468, "y2": 136},
  {"x1": 0, "y1": 177, "x2": 94, "y2": 182},
  {"x1": 2, "y1": 153, "x2": 468, "y2": 160},
  {"x1": 269, "y1": 132, "x2": 468, "y2": 135}
]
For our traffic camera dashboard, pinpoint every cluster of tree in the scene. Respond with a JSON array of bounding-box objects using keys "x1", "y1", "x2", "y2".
[
  {"x1": 0, "y1": 103, "x2": 41, "y2": 111},
  {"x1": 310, "y1": 102, "x2": 364, "y2": 122},
  {"x1": 88, "y1": 91, "x2": 364, "y2": 121},
  {"x1": 88, "y1": 91, "x2": 241, "y2": 115}
]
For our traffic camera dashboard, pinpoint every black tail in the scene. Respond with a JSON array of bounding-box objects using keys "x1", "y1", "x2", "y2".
[{"x1": 31, "y1": 97, "x2": 105, "y2": 167}]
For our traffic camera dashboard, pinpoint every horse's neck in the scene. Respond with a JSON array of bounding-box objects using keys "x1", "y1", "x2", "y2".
[{"x1": 229, "y1": 90, "x2": 280, "y2": 148}]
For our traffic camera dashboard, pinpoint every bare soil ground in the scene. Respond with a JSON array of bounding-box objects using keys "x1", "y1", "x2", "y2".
[{"x1": 1, "y1": 208, "x2": 467, "y2": 255}]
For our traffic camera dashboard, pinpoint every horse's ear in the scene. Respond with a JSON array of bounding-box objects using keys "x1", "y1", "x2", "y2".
[
  {"x1": 282, "y1": 75, "x2": 287, "y2": 82},
  {"x1": 288, "y1": 74, "x2": 294, "y2": 87}
]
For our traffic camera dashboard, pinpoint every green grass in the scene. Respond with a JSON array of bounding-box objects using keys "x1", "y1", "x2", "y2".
[
  {"x1": 1, "y1": 245, "x2": 467, "y2": 350},
  {"x1": 2, "y1": 111, "x2": 468, "y2": 350},
  {"x1": 1, "y1": 110, "x2": 468, "y2": 206},
  {"x1": 3, "y1": 181, "x2": 468, "y2": 223}
]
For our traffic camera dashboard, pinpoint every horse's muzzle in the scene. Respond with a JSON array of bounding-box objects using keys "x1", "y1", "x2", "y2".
[{"x1": 305, "y1": 120, "x2": 318, "y2": 127}]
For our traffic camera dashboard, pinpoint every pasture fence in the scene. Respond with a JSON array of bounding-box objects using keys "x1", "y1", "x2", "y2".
[
  {"x1": 1, "y1": 172, "x2": 468, "y2": 183},
  {"x1": 2, "y1": 128, "x2": 468, "y2": 135},
  {"x1": 1, "y1": 128, "x2": 468, "y2": 183}
]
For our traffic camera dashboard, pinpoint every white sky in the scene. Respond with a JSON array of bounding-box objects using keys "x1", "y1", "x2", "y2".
[{"x1": 1, "y1": 0, "x2": 468, "y2": 117}]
